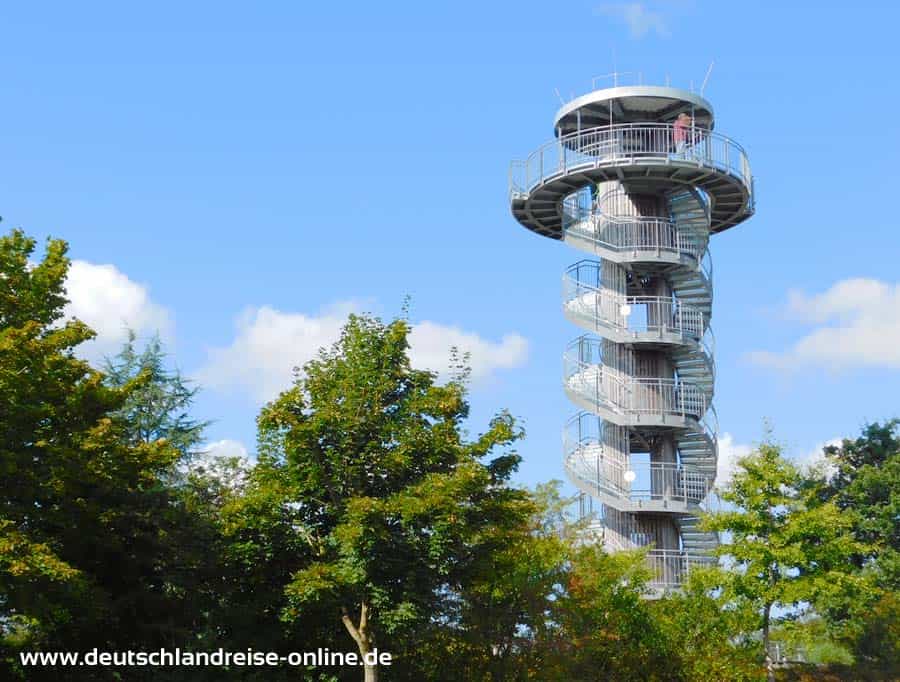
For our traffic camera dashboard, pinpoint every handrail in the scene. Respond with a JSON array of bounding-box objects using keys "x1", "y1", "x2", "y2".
[
  {"x1": 564, "y1": 443, "x2": 712, "y2": 506},
  {"x1": 645, "y1": 549, "x2": 713, "y2": 588},
  {"x1": 509, "y1": 122, "x2": 752, "y2": 200},
  {"x1": 701, "y1": 404, "x2": 719, "y2": 443},
  {"x1": 563, "y1": 210, "x2": 706, "y2": 264},
  {"x1": 567, "y1": 208, "x2": 675, "y2": 229},
  {"x1": 563, "y1": 345, "x2": 709, "y2": 421},
  {"x1": 701, "y1": 248, "x2": 713, "y2": 284},
  {"x1": 562, "y1": 271, "x2": 709, "y2": 341},
  {"x1": 583, "y1": 72, "x2": 702, "y2": 93}
]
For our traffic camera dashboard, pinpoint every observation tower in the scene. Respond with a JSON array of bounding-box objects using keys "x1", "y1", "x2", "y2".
[{"x1": 509, "y1": 75, "x2": 754, "y2": 591}]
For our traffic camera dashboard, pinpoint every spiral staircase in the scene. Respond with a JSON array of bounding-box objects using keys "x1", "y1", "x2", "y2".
[{"x1": 509, "y1": 79, "x2": 754, "y2": 593}]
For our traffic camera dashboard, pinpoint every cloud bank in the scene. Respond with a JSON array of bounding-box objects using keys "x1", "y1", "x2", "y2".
[
  {"x1": 198, "y1": 304, "x2": 529, "y2": 403},
  {"x1": 747, "y1": 278, "x2": 900, "y2": 372},
  {"x1": 64, "y1": 260, "x2": 173, "y2": 363}
]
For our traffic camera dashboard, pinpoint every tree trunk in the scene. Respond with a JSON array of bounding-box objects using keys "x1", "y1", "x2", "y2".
[
  {"x1": 762, "y1": 601, "x2": 774, "y2": 682},
  {"x1": 342, "y1": 601, "x2": 378, "y2": 682}
]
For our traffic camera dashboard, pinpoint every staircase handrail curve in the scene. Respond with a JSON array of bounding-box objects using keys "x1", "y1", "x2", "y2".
[
  {"x1": 565, "y1": 443, "x2": 714, "y2": 487},
  {"x1": 701, "y1": 248, "x2": 713, "y2": 283},
  {"x1": 645, "y1": 549, "x2": 718, "y2": 589},
  {"x1": 702, "y1": 324, "x2": 716, "y2": 359},
  {"x1": 563, "y1": 456, "x2": 711, "y2": 507},
  {"x1": 588, "y1": 212, "x2": 674, "y2": 229},
  {"x1": 562, "y1": 272, "x2": 709, "y2": 342},
  {"x1": 699, "y1": 404, "x2": 719, "y2": 445},
  {"x1": 700, "y1": 334, "x2": 716, "y2": 382},
  {"x1": 563, "y1": 211, "x2": 705, "y2": 262},
  {"x1": 564, "y1": 260, "x2": 708, "y2": 299},
  {"x1": 563, "y1": 349, "x2": 709, "y2": 419},
  {"x1": 566, "y1": 447, "x2": 711, "y2": 480},
  {"x1": 646, "y1": 547, "x2": 712, "y2": 560},
  {"x1": 693, "y1": 324, "x2": 716, "y2": 382},
  {"x1": 565, "y1": 335, "x2": 708, "y2": 382},
  {"x1": 509, "y1": 122, "x2": 752, "y2": 198},
  {"x1": 563, "y1": 273, "x2": 706, "y2": 316}
]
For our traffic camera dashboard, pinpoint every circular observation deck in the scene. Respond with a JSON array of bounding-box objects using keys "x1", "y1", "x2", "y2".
[{"x1": 509, "y1": 86, "x2": 754, "y2": 239}]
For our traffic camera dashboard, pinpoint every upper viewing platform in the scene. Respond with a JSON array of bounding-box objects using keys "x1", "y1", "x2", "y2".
[
  {"x1": 554, "y1": 73, "x2": 714, "y2": 128},
  {"x1": 554, "y1": 75, "x2": 714, "y2": 136},
  {"x1": 509, "y1": 74, "x2": 754, "y2": 239}
]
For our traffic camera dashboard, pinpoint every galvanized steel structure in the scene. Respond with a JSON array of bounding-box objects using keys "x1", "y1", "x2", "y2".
[{"x1": 508, "y1": 76, "x2": 754, "y2": 591}]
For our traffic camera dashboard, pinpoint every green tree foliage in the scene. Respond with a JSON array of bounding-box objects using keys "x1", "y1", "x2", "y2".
[
  {"x1": 703, "y1": 439, "x2": 868, "y2": 681},
  {"x1": 414, "y1": 480, "x2": 570, "y2": 681},
  {"x1": 652, "y1": 568, "x2": 763, "y2": 681},
  {"x1": 103, "y1": 331, "x2": 209, "y2": 459},
  {"x1": 0, "y1": 230, "x2": 193, "y2": 678},
  {"x1": 809, "y1": 420, "x2": 900, "y2": 673},
  {"x1": 247, "y1": 313, "x2": 533, "y2": 681},
  {"x1": 541, "y1": 546, "x2": 673, "y2": 681},
  {"x1": 817, "y1": 420, "x2": 900, "y2": 582},
  {"x1": 212, "y1": 455, "x2": 332, "y2": 667},
  {"x1": 5, "y1": 226, "x2": 896, "y2": 680}
]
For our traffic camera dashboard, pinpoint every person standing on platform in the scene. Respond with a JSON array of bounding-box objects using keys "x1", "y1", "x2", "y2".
[{"x1": 673, "y1": 112, "x2": 692, "y2": 155}]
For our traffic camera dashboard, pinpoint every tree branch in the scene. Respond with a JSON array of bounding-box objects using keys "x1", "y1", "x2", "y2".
[{"x1": 341, "y1": 605, "x2": 364, "y2": 648}]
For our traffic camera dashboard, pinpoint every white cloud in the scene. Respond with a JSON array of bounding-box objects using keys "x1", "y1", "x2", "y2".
[
  {"x1": 747, "y1": 278, "x2": 900, "y2": 372},
  {"x1": 795, "y1": 437, "x2": 841, "y2": 478},
  {"x1": 64, "y1": 260, "x2": 173, "y2": 363},
  {"x1": 596, "y1": 3, "x2": 670, "y2": 38},
  {"x1": 716, "y1": 434, "x2": 842, "y2": 488},
  {"x1": 197, "y1": 304, "x2": 351, "y2": 403},
  {"x1": 407, "y1": 321, "x2": 529, "y2": 383},
  {"x1": 188, "y1": 439, "x2": 253, "y2": 488},
  {"x1": 716, "y1": 432, "x2": 753, "y2": 486},
  {"x1": 202, "y1": 439, "x2": 250, "y2": 461},
  {"x1": 197, "y1": 303, "x2": 529, "y2": 403}
]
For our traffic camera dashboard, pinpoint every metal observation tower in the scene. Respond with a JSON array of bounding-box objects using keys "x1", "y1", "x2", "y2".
[{"x1": 508, "y1": 76, "x2": 754, "y2": 591}]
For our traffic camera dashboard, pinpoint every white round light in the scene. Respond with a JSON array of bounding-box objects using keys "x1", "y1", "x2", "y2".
[
  {"x1": 620, "y1": 304, "x2": 632, "y2": 317},
  {"x1": 623, "y1": 470, "x2": 636, "y2": 483}
]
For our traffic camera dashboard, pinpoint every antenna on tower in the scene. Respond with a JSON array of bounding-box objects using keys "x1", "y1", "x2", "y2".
[
  {"x1": 700, "y1": 61, "x2": 715, "y2": 96},
  {"x1": 554, "y1": 87, "x2": 566, "y2": 105}
]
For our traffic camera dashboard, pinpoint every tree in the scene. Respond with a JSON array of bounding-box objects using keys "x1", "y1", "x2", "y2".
[
  {"x1": 416, "y1": 481, "x2": 570, "y2": 681},
  {"x1": 816, "y1": 420, "x2": 900, "y2": 582},
  {"x1": 211, "y1": 455, "x2": 334, "y2": 676},
  {"x1": 0, "y1": 229, "x2": 191, "y2": 679},
  {"x1": 702, "y1": 439, "x2": 868, "y2": 682},
  {"x1": 103, "y1": 331, "x2": 208, "y2": 459},
  {"x1": 541, "y1": 545, "x2": 675, "y2": 681},
  {"x1": 809, "y1": 420, "x2": 900, "y2": 673},
  {"x1": 252, "y1": 313, "x2": 533, "y2": 681},
  {"x1": 653, "y1": 569, "x2": 764, "y2": 681}
]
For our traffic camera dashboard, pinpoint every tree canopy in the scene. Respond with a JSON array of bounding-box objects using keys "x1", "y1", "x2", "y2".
[
  {"x1": 247, "y1": 312, "x2": 533, "y2": 681},
  {"x1": 0, "y1": 231, "x2": 191, "y2": 678},
  {"x1": 1, "y1": 226, "x2": 896, "y2": 681}
]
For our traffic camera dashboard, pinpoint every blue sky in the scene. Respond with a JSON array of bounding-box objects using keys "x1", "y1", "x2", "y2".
[{"x1": 2, "y1": 1, "x2": 898, "y2": 488}]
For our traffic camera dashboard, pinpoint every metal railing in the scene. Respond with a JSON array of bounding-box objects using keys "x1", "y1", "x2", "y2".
[
  {"x1": 700, "y1": 248, "x2": 713, "y2": 285},
  {"x1": 564, "y1": 346, "x2": 708, "y2": 421},
  {"x1": 585, "y1": 72, "x2": 702, "y2": 92},
  {"x1": 646, "y1": 549, "x2": 713, "y2": 589},
  {"x1": 591, "y1": 72, "x2": 646, "y2": 89},
  {"x1": 700, "y1": 405, "x2": 719, "y2": 445},
  {"x1": 562, "y1": 267, "x2": 707, "y2": 340},
  {"x1": 563, "y1": 210, "x2": 705, "y2": 264},
  {"x1": 564, "y1": 442, "x2": 711, "y2": 506},
  {"x1": 509, "y1": 123, "x2": 752, "y2": 200}
]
